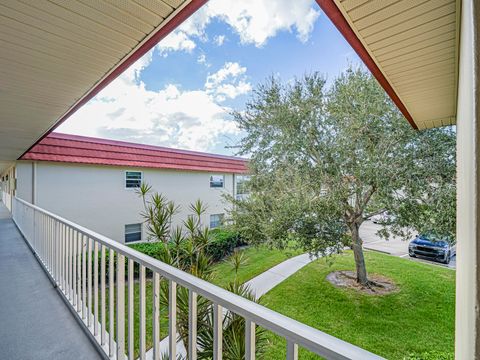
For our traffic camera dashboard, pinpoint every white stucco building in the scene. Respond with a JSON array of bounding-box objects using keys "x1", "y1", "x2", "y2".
[{"x1": 1, "y1": 133, "x2": 248, "y2": 244}]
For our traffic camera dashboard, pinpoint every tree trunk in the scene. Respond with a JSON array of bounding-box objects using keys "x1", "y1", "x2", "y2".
[{"x1": 350, "y1": 222, "x2": 369, "y2": 286}]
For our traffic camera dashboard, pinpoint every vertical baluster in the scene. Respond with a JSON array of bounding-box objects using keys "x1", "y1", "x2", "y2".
[
  {"x1": 31, "y1": 209, "x2": 35, "y2": 250},
  {"x1": 245, "y1": 320, "x2": 256, "y2": 360},
  {"x1": 128, "y1": 259, "x2": 134, "y2": 360},
  {"x1": 44, "y1": 215, "x2": 47, "y2": 262},
  {"x1": 46, "y1": 216, "x2": 49, "y2": 270},
  {"x1": 50, "y1": 218, "x2": 53, "y2": 272},
  {"x1": 153, "y1": 272, "x2": 160, "y2": 360},
  {"x1": 77, "y1": 231, "x2": 82, "y2": 312},
  {"x1": 38, "y1": 213, "x2": 41, "y2": 259},
  {"x1": 66, "y1": 226, "x2": 71, "y2": 300},
  {"x1": 52, "y1": 219, "x2": 56, "y2": 281},
  {"x1": 48, "y1": 217, "x2": 52, "y2": 272},
  {"x1": 58, "y1": 222, "x2": 62, "y2": 289},
  {"x1": 117, "y1": 254, "x2": 125, "y2": 360},
  {"x1": 169, "y1": 281, "x2": 177, "y2": 360},
  {"x1": 286, "y1": 341, "x2": 298, "y2": 360},
  {"x1": 53, "y1": 219, "x2": 57, "y2": 281},
  {"x1": 213, "y1": 304, "x2": 223, "y2": 360},
  {"x1": 45, "y1": 215, "x2": 47, "y2": 262},
  {"x1": 87, "y1": 237, "x2": 92, "y2": 327},
  {"x1": 188, "y1": 290, "x2": 197, "y2": 360},
  {"x1": 61, "y1": 223, "x2": 65, "y2": 291},
  {"x1": 82, "y1": 234, "x2": 87, "y2": 319},
  {"x1": 46, "y1": 217, "x2": 50, "y2": 271},
  {"x1": 72, "y1": 229, "x2": 77, "y2": 307},
  {"x1": 39, "y1": 213, "x2": 43, "y2": 261},
  {"x1": 94, "y1": 241, "x2": 99, "y2": 336},
  {"x1": 63, "y1": 224, "x2": 67, "y2": 293},
  {"x1": 139, "y1": 265, "x2": 146, "y2": 360},
  {"x1": 45, "y1": 216, "x2": 48, "y2": 268},
  {"x1": 57, "y1": 221, "x2": 60, "y2": 284},
  {"x1": 101, "y1": 244, "x2": 106, "y2": 346},
  {"x1": 45, "y1": 216, "x2": 50, "y2": 271},
  {"x1": 69, "y1": 228, "x2": 74, "y2": 301},
  {"x1": 109, "y1": 249, "x2": 115, "y2": 358}
]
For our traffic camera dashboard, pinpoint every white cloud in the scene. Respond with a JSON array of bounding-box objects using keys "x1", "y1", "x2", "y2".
[
  {"x1": 214, "y1": 35, "x2": 226, "y2": 46},
  {"x1": 157, "y1": 31, "x2": 196, "y2": 55},
  {"x1": 177, "y1": 0, "x2": 320, "y2": 48},
  {"x1": 205, "y1": 62, "x2": 252, "y2": 102},
  {"x1": 197, "y1": 53, "x2": 211, "y2": 67},
  {"x1": 57, "y1": 60, "x2": 247, "y2": 152}
]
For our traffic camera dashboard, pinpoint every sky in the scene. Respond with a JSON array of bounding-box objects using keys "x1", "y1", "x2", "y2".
[{"x1": 56, "y1": 0, "x2": 361, "y2": 156}]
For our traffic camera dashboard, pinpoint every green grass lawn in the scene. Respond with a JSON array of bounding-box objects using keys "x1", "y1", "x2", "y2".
[
  {"x1": 260, "y1": 250, "x2": 455, "y2": 359},
  {"x1": 212, "y1": 245, "x2": 301, "y2": 288},
  {"x1": 105, "y1": 245, "x2": 298, "y2": 357}
]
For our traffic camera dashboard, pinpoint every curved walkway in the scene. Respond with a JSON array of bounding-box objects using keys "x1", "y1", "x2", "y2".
[
  {"x1": 245, "y1": 253, "x2": 315, "y2": 297},
  {"x1": 0, "y1": 202, "x2": 103, "y2": 360}
]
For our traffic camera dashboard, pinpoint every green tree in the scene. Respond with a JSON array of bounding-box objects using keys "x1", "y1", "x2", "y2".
[{"x1": 230, "y1": 68, "x2": 455, "y2": 287}]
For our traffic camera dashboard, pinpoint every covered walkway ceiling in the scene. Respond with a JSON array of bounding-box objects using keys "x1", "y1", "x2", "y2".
[
  {"x1": 0, "y1": 0, "x2": 460, "y2": 174},
  {"x1": 318, "y1": 0, "x2": 460, "y2": 130},
  {"x1": 0, "y1": 0, "x2": 205, "y2": 173}
]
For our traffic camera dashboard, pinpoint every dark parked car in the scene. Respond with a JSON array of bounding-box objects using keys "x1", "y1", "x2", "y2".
[{"x1": 408, "y1": 233, "x2": 456, "y2": 264}]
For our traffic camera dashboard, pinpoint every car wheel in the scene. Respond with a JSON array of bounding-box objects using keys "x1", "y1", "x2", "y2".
[
  {"x1": 409, "y1": 252, "x2": 416, "y2": 258},
  {"x1": 443, "y1": 252, "x2": 451, "y2": 264}
]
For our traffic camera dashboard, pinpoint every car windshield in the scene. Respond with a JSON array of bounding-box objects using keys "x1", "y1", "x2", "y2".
[{"x1": 419, "y1": 233, "x2": 451, "y2": 246}]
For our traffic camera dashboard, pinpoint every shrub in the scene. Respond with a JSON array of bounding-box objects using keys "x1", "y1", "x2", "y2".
[
  {"x1": 129, "y1": 241, "x2": 164, "y2": 260},
  {"x1": 206, "y1": 227, "x2": 245, "y2": 261}
]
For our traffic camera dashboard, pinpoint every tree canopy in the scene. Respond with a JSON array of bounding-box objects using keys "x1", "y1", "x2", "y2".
[{"x1": 229, "y1": 67, "x2": 456, "y2": 286}]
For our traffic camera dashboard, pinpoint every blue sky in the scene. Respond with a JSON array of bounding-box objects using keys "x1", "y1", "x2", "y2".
[{"x1": 57, "y1": 0, "x2": 360, "y2": 156}]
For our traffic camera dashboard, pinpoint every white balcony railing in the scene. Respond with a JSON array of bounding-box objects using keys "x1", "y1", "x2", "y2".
[{"x1": 12, "y1": 196, "x2": 384, "y2": 360}]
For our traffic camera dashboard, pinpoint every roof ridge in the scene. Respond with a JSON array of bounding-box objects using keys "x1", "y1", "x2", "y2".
[
  {"x1": 37, "y1": 142, "x2": 245, "y2": 166},
  {"x1": 21, "y1": 132, "x2": 248, "y2": 174},
  {"x1": 27, "y1": 150, "x2": 246, "y2": 170},
  {"x1": 49, "y1": 132, "x2": 247, "y2": 162}
]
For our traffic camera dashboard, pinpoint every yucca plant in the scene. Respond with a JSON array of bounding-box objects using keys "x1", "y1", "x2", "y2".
[{"x1": 138, "y1": 184, "x2": 268, "y2": 359}]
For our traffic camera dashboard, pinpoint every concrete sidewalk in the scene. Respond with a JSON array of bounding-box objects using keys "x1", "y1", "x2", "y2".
[{"x1": 245, "y1": 253, "x2": 315, "y2": 298}]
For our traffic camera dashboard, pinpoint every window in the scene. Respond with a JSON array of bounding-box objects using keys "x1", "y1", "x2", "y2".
[
  {"x1": 125, "y1": 223, "x2": 142, "y2": 243},
  {"x1": 210, "y1": 174, "x2": 224, "y2": 188},
  {"x1": 210, "y1": 214, "x2": 224, "y2": 229},
  {"x1": 126, "y1": 171, "x2": 142, "y2": 188},
  {"x1": 235, "y1": 175, "x2": 251, "y2": 200}
]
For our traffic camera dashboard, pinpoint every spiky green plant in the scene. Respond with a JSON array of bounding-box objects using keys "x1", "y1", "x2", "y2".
[{"x1": 139, "y1": 184, "x2": 268, "y2": 359}]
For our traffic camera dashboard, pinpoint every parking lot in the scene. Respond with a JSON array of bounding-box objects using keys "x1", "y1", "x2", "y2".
[{"x1": 361, "y1": 221, "x2": 456, "y2": 269}]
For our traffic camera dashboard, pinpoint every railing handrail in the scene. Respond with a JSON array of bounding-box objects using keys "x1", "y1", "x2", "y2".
[{"x1": 14, "y1": 196, "x2": 384, "y2": 360}]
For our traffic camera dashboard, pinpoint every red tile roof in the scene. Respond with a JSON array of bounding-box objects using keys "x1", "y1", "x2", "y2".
[{"x1": 21, "y1": 133, "x2": 248, "y2": 173}]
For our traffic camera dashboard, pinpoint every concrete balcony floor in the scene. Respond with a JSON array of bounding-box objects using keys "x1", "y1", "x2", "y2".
[{"x1": 0, "y1": 201, "x2": 102, "y2": 360}]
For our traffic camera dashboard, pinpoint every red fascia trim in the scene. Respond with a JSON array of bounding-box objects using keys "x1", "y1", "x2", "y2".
[
  {"x1": 315, "y1": 0, "x2": 418, "y2": 130},
  {"x1": 19, "y1": 0, "x2": 209, "y2": 159}
]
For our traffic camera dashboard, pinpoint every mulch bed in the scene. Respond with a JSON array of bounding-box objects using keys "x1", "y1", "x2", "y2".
[{"x1": 326, "y1": 270, "x2": 397, "y2": 295}]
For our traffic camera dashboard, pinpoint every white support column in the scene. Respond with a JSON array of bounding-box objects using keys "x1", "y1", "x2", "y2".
[{"x1": 455, "y1": 0, "x2": 479, "y2": 359}]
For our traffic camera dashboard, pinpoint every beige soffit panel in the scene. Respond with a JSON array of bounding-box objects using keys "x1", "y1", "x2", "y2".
[
  {"x1": 0, "y1": 0, "x2": 193, "y2": 173},
  {"x1": 335, "y1": 0, "x2": 460, "y2": 129}
]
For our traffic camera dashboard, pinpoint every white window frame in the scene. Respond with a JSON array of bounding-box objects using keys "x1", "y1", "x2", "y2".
[
  {"x1": 210, "y1": 174, "x2": 225, "y2": 189},
  {"x1": 125, "y1": 170, "x2": 143, "y2": 190},
  {"x1": 210, "y1": 213, "x2": 224, "y2": 229},
  {"x1": 124, "y1": 223, "x2": 142, "y2": 243},
  {"x1": 235, "y1": 174, "x2": 251, "y2": 200}
]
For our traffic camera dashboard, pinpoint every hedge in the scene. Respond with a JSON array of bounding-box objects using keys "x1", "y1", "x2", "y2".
[{"x1": 205, "y1": 228, "x2": 246, "y2": 261}]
